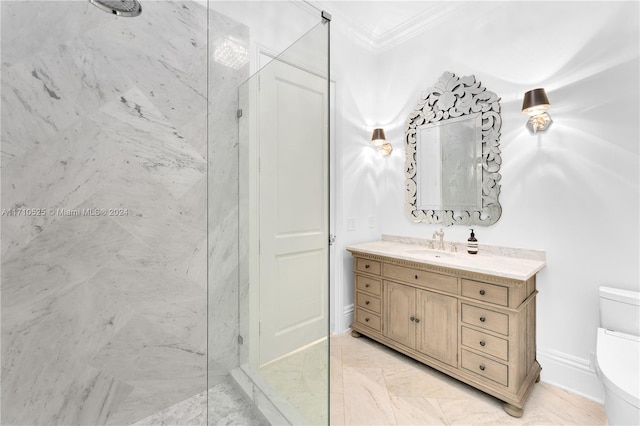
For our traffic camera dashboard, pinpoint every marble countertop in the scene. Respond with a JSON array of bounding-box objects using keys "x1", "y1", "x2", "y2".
[{"x1": 346, "y1": 238, "x2": 546, "y2": 281}]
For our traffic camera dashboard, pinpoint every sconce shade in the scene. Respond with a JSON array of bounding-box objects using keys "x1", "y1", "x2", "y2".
[
  {"x1": 371, "y1": 128, "x2": 386, "y2": 145},
  {"x1": 371, "y1": 127, "x2": 392, "y2": 155},
  {"x1": 522, "y1": 88, "x2": 550, "y2": 115}
]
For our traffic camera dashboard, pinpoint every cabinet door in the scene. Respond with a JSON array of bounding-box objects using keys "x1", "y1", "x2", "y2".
[
  {"x1": 415, "y1": 289, "x2": 458, "y2": 367},
  {"x1": 384, "y1": 281, "x2": 415, "y2": 348}
]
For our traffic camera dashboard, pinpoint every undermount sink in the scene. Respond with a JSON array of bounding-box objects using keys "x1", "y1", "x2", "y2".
[{"x1": 404, "y1": 248, "x2": 455, "y2": 258}]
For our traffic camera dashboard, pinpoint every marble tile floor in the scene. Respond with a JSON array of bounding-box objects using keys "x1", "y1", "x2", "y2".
[
  {"x1": 259, "y1": 339, "x2": 329, "y2": 425},
  {"x1": 133, "y1": 380, "x2": 264, "y2": 426},
  {"x1": 331, "y1": 333, "x2": 608, "y2": 426}
]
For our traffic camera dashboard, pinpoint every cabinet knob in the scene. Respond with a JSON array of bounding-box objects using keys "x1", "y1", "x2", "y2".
[
  {"x1": 410, "y1": 316, "x2": 415, "y2": 322},
  {"x1": 479, "y1": 364, "x2": 486, "y2": 371},
  {"x1": 365, "y1": 264, "x2": 370, "y2": 269},
  {"x1": 365, "y1": 317, "x2": 370, "y2": 322},
  {"x1": 415, "y1": 318, "x2": 420, "y2": 323},
  {"x1": 479, "y1": 289, "x2": 486, "y2": 295},
  {"x1": 365, "y1": 284, "x2": 370, "y2": 288},
  {"x1": 365, "y1": 300, "x2": 370, "y2": 305},
  {"x1": 479, "y1": 340, "x2": 486, "y2": 347},
  {"x1": 414, "y1": 275, "x2": 419, "y2": 279},
  {"x1": 479, "y1": 316, "x2": 486, "y2": 322}
]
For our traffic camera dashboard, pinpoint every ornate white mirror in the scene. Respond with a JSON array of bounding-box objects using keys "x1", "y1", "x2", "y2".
[{"x1": 405, "y1": 71, "x2": 502, "y2": 226}]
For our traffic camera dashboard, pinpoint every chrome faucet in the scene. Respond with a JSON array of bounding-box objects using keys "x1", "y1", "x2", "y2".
[{"x1": 432, "y1": 228, "x2": 445, "y2": 250}]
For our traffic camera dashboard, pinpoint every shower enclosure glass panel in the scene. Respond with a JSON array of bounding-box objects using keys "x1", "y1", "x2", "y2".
[{"x1": 236, "y1": 20, "x2": 330, "y2": 425}]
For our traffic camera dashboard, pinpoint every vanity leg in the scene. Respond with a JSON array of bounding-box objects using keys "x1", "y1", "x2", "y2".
[
  {"x1": 503, "y1": 403, "x2": 523, "y2": 418},
  {"x1": 536, "y1": 374, "x2": 541, "y2": 383},
  {"x1": 351, "y1": 330, "x2": 362, "y2": 338}
]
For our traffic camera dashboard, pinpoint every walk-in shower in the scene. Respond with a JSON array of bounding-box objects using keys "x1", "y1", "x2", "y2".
[{"x1": 1, "y1": 0, "x2": 330, "y2": 424}]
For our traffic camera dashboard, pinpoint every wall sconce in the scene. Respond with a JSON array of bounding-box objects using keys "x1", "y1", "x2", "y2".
[
  {"x1": 521, "y1": 88, "x2": 552, "y2": 133},
  {"x1": 371, "y1": 128, "x2": 392, "y2": 156}
]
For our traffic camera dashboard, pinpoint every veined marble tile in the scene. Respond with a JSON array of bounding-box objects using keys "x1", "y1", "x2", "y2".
[
  {"x1": 1, "y1": 2, "x2": 248, "y2": 425},
  {"x1": 98, "y1": 86, "x2": 206, "y2": 199},
  {"x1": 1, "y1": 26, "x2": 133, "y2": 159},
  {"x1": 1, "y1": 1, "x2": 208, "y2": 161},
  {"x1": 55, "y1": 366, "x2": 135, "y2": 426},
  {"x1": 330, "y1": 392, "x2": 346, "y2": 426},
  {"x1": 80, "y1": 1, "x2": 208, "y2": 131},
  {"x1": 85, "y1": 248, "x2": 206, "y2": 351},
  {"x1": 340, "y1": 336, "x2": 423, "y2": 372},
  {"x1": 86, "y1": 179, "x2": 204, "y2": 271},
  {"x1": 1, "y1": 201, "x2": 132, "y2": 326},
  {"x1": 437, "y1": 395, "x2": 554, "y2": 425},
  {"x1": 1, "y1": 276, "x2": 137, "y2": 425},
  {"x1": 525, "y1": 382, "x2": 608, "y2": 425},
  {"x1": 132, "y1": 390, "x2": 206, "y2": 426},
  {"x1": 342, "y1": 367, "x2": 396, "y2": 426},
  {"x1": 207, "y1": 382, "x2": 264, "y2": 426},
  {"x1": 1, "y1": 1, "x2": 109, "y2": 68},
  {"x1": 208, "y1": 206, "x2": 240, "y2": 372},
  {"x1": 1, "y1": 116, "x2": 137, "y2": 257},
  {"x1": 390, "y1": 396, "x2": 448, "y2": 426},
  {"x1": 89, "y1": 315, "x2": 206, "y2": 425},
  {"x1": 330, "y1": 345, "x2": 344, "y2": 395},
  {"x1": 2, "y1": 84, "x2": 205, "y2": 258},
  {"x1": 384, "y1": 367, "x2": 480, "y2": 400}
]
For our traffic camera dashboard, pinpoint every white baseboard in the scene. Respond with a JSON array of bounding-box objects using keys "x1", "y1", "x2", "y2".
[
  {"x1": 537, "y1": 348, "x2": 605, "y2": 403},
  {"x1": 339, "y1": 303, "x2": 354, "y2": 334}
]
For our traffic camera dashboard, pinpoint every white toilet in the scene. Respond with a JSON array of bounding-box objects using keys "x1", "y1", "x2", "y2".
[{"x1": 596, "y1": 286, "x2": 640, "y2": 425}]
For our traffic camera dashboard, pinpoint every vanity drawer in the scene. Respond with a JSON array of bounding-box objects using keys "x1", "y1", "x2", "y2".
[
  {"x1": 461, "y1": 279, "x2": 508, "y2": 306},
  {"x1": 461, "y1": 349, "x2": 508, "y2": 387},
  {"x1": 461, "y1": 304, "x2": 509, "y2": 336},
  {"x1": 355, "y1": 309, "x2": 381, "y2": 332},
  {"x1": 356, "y1": 258, "x2": 381, "y2": 275},
  {"x1": 461, "y1": 326, "x2": 509, "y2": 361},
  {"x1": 356, "y1": 275, "x2": 382, "y2": 296},
  {"x1": 383, "y1": 264, "x2": 457, "y2": 294},
  {"x1": 356, "y1": 291, "x2": 381, "y2": 314}
]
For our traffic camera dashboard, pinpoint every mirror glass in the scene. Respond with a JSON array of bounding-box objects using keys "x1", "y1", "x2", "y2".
[
  {"x1": 416, "y1": 113, "x2": 482, "y2": 211},
  {"x1": 405, "y1": 71, "x2": 502, "y2": 226}
]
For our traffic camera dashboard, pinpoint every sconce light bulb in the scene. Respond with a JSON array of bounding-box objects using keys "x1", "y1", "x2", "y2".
[
  {"x1": 523, "y1": 104, "x2": 550, "y2": 116},
  {"x1": 527, "y1": 112, "x2": 552, "y2": 133},
  {"x1": 378, "y1": 143, "x2": 393, "y2": 156}
]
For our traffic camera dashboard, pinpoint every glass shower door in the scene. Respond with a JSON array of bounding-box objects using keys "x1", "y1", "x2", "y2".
[{"x1": 236, "y1": 19, "x2": 330, "y2": 425}]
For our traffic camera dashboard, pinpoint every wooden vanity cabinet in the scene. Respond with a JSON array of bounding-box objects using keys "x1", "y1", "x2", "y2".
[
  {"x1": 385, "y1": 281, "x2": 458, "y2": 367},
  {"x1": 349, "y1": 251, "x2": 541, "y2": 417}
]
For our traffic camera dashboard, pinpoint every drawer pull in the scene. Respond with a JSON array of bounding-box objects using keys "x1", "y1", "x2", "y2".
[
  {"x1": 365, "y1": 284, "x2": 370, "y2": 288},
  {"x1": 410, "y1": 316, "x2": 415, "y2": 322},
  {"x1": 479, "y1": 364, "x2": 486, "y2": 371},
  {"x1": 479, "y1": 340, "x2": 486, "y2": 347},
  {"x1": 365, "y1": 264, "x2": 370, "y2": 269},
  {"x1": 365, "y1": 300, "x2": 370, "y2": 305},
  {"x1": 479, "y1": 289, "x2": 486, "y2": 295},
  {"x1": 479, "y1": 316, "x2": 486, "y2": 322},
  {"x1": 365, "y1": 317, "x2": 370, "y2": 322},
  {"x1": 415, "y1": 318, "x2": 420, "y2": 323},
  {"x1": 414, "y1": 274, "x2": 418, "y2": 279}
]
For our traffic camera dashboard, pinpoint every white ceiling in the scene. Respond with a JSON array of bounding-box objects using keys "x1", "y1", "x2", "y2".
[{"x1": 310, "y1": 1, "x2": 473, "y2": 54}]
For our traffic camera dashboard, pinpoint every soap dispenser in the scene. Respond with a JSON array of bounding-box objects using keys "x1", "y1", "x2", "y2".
[{"x1": 467, "y1": 229, "x2": 478, "y2": 254}]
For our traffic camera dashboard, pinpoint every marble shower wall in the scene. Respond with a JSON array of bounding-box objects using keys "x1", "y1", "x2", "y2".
[{"x1": 0, "y1": 1, "x2": 244, "y2": 424}]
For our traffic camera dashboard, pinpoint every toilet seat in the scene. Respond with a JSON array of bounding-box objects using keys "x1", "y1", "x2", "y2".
[{"x1": 596, "y1": 327, "x2": 640, "y2": 408}]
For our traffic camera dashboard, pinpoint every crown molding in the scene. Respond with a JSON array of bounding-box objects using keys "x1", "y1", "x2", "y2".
[{"x1": 309, "y1": 0, "x2": 457, "y2": 55}]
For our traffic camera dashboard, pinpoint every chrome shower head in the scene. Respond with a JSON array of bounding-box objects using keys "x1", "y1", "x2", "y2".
[{"x1": 89, "y1": 0, "x2": 142, "y2": 17}]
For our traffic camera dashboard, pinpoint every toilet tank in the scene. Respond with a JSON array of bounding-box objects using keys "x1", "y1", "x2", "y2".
[{"x1": 599, "y1": 286, "x2": 640, "y2": 336}]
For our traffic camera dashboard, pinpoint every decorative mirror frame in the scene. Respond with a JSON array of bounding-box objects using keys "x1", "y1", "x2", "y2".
[{"x1": 404, "y1": 71, "x2": 502, "y2": 226}]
